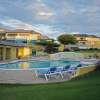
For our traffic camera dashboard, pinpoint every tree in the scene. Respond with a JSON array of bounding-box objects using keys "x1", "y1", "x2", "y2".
[
  {"x1": 36, "y1": 40, "x2": 59, "y2": 53},
  {"x1": 58, "y1": 34, "x2": 78, "y2": 45}
]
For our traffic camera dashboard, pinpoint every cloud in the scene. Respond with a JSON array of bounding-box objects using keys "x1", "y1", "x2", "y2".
[
  {"x1": 0, "y1": 17, "x2": 59, "y2": 38},
  {"x1": 36, "y1": 0, "x2": 40, "y2": 1},
  {"x1": 25, "y1": 1, "x2": 54, "y2": 20},
  {"x1": 0, "y1": 6, "x2": 6, "y2": 12},
  {"x1": 0, "y1": 17, "x2": 42, "y2": 32},
  {"x1": 34, "y1": 24, "x2": 59, "y2": 37},
  {"x1": 38, "y1": 12, "x2": 53, "y2": 16},
  {"x1": 0, "y1": 0, "x2": 100, "y2": 38},
  {"x1": 0, "y1": 18, "x2": 31, "y2": 29}
]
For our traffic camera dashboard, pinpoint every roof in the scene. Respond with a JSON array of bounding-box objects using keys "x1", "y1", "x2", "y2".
[
  {"x1": 0, "y1": 28, "x2": 43, "y2": 37},
  {"x1": 6, "y1": 29, "x2": 41, "y2": 34},
  {"x1": 0, "y1": 28, "x2": 9, "y2": 32},
  {"x1": 74, "y1": 34, "x2": 100, "y2": 38},
  {"x1": 41, "y1": 35, "x2": 49, "y2": 39}
]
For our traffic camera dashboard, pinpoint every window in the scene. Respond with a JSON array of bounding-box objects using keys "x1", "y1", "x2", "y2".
[
  {"x1": 80, "y1": 37, "x2": 85, "y2": 40},
  {"x1": 79, "y1": 41, "x2": 86, "y2": 45},
  {"x1": 7, "y1": 33, "x2": 17, "y2": 36}
]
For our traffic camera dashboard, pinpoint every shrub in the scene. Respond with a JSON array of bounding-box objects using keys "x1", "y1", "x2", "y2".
[{"x1": 95, "y1": 61, "x2": 100, "y2": 71}]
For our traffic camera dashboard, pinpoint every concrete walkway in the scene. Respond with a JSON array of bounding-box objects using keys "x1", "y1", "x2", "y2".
[{"x1": 0, "y1": 69, "x2": 70, "y2": 84}]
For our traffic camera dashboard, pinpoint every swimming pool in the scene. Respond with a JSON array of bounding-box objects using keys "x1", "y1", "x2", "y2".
[{"x1": 0, "y1": 60, "x2": 80, "y2": 69}]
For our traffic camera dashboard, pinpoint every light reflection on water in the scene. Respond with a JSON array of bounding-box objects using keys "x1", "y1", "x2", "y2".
[{"x1": 19, "y1": 62, "x2": 30, "y2": 69}]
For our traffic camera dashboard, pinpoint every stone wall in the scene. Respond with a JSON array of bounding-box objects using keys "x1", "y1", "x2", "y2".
[{"x1": 49, "y1": 52, "x2": 100, "y2": 60}]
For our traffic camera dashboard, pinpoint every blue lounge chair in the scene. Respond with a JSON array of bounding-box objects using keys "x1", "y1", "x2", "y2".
[
  {"x1": 44, "y1": 64, "x2": 80, "y2": 81},
  {"x1": 66, "y1": 67, "x2": 77, "y2": 78},
  {"x1": 44, "y1": 67, "x2": 63, "y2": 81},
  {"x1": 61, "y1": 65, "x2": 71, "y2": 71},
  {"x1": 77, "y1": 64, "x2": 82, "y2": 67},
  {"x1": 61, "y1": 64, "x2": 79, "y2": 78}
]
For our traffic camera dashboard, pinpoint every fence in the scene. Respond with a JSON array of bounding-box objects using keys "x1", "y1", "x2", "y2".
[{"x1": 49, "y1": 52, "x2": 84, "y2": 60}]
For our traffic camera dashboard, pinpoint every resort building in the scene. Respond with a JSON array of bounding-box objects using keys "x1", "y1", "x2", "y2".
[
  {"x1": 0, "y1": 41, "x2": 32, "y2": 61},
  {"x1": 0, "y1": 29, "x2": 42, "y2": 43},
  {"x1": 0, "y1": 28, "x2": 50, "y2": 57},
  {"x1": 6, "y1": 30, "x2": 41, "y2": 40},
  {"x1": 74, "y1": 34, "x2": 100, "y2": 49},
  {"x1": 0, "y1": 28, "x2": 8, "y2": 40}
]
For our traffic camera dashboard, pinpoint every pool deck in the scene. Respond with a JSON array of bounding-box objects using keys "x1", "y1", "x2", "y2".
[
  {"x1": 0, "y1": 69, "x2": 70, "y2": 84},
  {"x1": 0, "y1": 65, "x2": 96, "y2": 84}
]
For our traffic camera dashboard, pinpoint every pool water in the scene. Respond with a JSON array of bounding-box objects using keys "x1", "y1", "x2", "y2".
[{"x1": 0, "y1": 60, "x2": 80, "y2": 69}]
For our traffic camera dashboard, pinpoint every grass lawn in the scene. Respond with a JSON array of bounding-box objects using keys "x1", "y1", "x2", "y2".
[{"x1": 0, "y1": 71, "x2": 100, "y2": 100}]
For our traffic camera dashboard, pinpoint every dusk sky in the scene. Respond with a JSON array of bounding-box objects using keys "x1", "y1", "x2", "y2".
[{"x1": 0, "y1": 0, "x2": 100, "y2": 38}]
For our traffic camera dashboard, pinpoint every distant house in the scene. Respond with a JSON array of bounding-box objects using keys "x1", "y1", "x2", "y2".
[
  {"x1": 0, "y1": 41, "x2": 32, "y2": 61},
  {"x1": 74, "y1": 34, "x2": 100, "y2": 49}
]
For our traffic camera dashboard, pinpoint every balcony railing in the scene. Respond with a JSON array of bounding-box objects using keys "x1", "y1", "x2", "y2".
[{"x1": 0, "y1": 40, "x2": 32, "y2": 47}]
